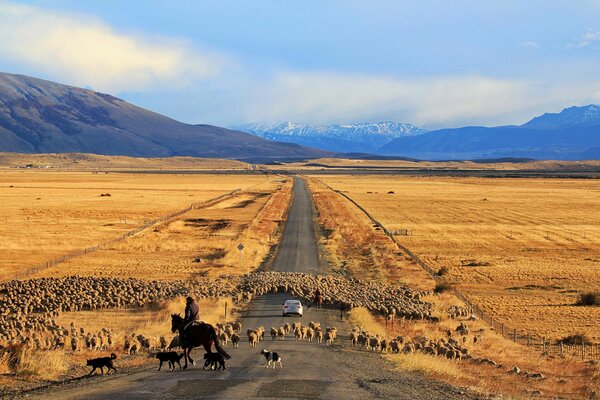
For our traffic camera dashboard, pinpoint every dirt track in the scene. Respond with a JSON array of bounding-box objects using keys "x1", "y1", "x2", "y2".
[{"x1": 23, "y1": 177, "x2": 482, "y2": 400}]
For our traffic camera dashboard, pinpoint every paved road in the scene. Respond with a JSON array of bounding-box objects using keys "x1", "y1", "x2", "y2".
[
  {"x1": 25, "y1": 178, "x2": 478, "y2": 400},
  {"x1": 270, "y1": 177, "x2": 321, "y2": 274}
]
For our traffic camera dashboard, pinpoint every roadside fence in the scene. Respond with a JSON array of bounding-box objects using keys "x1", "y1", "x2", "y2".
[{"x1": 322, "y1": 181, "x2": 599, "y2": 361}]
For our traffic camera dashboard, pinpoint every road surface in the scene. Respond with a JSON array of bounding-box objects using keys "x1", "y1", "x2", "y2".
[{"x1": 25, "y1": 178, "x2": 479, "y2": 400}]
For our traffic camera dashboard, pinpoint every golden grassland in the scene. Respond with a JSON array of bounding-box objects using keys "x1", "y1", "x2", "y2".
[
  {"x1": 0, "y1": 170, "x2": 282, "y2": 281},
  {"x1": 0, "y1": 152, "x2": 251, "y2": 170},
  {"x1": 311, "y1": 176, "x2": 599, "y2": 399},
  {"x1": 314, "y1": 174, "x2": 600, "y2": 341},
  {"x1": 32, "y1": 178, "x2": 292, "y2": 280},
  {"x1": 307, "y1": 178, "x2": 435, "y2": 290},
  {"x1": 272, "y1": 157, "x2": 600, "y2": 171}
]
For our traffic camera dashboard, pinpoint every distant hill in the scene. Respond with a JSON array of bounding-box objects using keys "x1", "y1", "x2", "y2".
[
  {"x1": 232, "y1": 121, "x2": 426, "y2": 153},
  {"x1": 0, "y1": 72, "x2": 329, "y2": 160},
  {"x1": 381, "y1": 105, "x2": 600, "y2": 160}
]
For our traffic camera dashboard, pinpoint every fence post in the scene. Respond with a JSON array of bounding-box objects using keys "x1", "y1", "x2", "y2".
[
  {"x1": 224, "y1": 301, "x2": 228, "y2": 322},
  {"x1": 527, "y1": 334, "x2": 531, "y2": 347},
  {"x1": 543, "y1": 337, "x2": 546, "y2": 353},
  {"x1": 501, "y1": 323, "x2": 504, "y2": 337},
  {"x1": 513, "y1": 329, "x2": 517, "y2": 342},
  {"x1": 582, "y1": 342, "x2": 585, "y2": 360},
  {"x1": 560, "y1": 341, "x2": 564, "y2": 356}
]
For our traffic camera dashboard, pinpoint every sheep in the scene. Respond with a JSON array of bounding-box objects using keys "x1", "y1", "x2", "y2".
[
  {"x1": 368, "y1": 336, "x2": 380, "y2": 351},
  {"x1": 324, "y1": 331, "x2": 335, "y2": 346},
  {"x1": 315, "y1": 329, "x2": 323, "y2": 344},
  {"x1": 70, "y1": 336, "x2": 80, "y2": 352},
  {"x1": 306, "y1": 328, "x2": 315, "y2": 342},
  {"x1": 231, "y1": 333, "x2": 240, "y2": 348},
  {"x1": 270, "y1": 327, "x2": 278, "y2": 341},
  {"x1": 277, "y1": 327, "x2": 286, "y2": 341},
  {"x1": 219, "y1": 332, "x2": 229, "y2": 347},
  {"x1": 248, "y1": 332, "x2": 258, "y2": 348},
  {"x1": 350, "y1": 331, "x2": 359, "y2": 346}
]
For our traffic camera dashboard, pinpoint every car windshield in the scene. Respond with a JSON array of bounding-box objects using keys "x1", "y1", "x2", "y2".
[{"x1": 285, "y1": 300, "x2": 300, "y2": 305}]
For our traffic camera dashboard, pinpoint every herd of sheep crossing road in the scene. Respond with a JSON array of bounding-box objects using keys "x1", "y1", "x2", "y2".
[{"x1": 0, "y1": 271, "x2": 479, "y2": 375}]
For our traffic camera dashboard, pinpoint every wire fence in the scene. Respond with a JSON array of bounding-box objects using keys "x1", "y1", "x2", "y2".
[
  {"x1": 328, "y1": 184, "x2": 600, "y2": 361},
  {"x1": 13, "y1": 189, "x2": 241, "y2": 281}
]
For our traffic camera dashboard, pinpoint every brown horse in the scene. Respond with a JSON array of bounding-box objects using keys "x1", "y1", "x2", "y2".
[{"x1": 170, "y1": 314, "x2": 231, "y2": 369}]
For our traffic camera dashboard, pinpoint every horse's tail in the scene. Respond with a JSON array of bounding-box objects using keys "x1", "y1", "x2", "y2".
[{"x1": 210, "y1": 325, "x2": 231, "y2": 360}]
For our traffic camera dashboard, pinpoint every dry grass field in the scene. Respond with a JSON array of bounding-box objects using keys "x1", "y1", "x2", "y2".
[
  {"x1": 0, "y1": 170, "x2": 284, "y2": 281},
  {"x1": 313, "y1": 174, "x2": 600, "y2": 341},
  {"x1": 32, "y1": 178, "x2": 292, "y2": 280},
  {"x1": 0, "y1": 152, "x2": 251, "y2": 170},
  {"x1": 310, "y1": 177, "x2": 599, "y2": 398},
  {"x1": 308, "y1": 178, "x2": 435, "y2": 290}
]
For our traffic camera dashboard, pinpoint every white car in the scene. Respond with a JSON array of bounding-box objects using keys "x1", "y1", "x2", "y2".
[{"x1": 283, "y1": 299, "x2": 303, "y2": 317}]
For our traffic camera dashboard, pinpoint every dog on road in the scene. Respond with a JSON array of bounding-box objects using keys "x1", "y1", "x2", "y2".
[
  {"x1": 86, "y1": 353, "x2": 117, "y2": 375},
  {"x1": 260, "y1": 349, "x2": 282, "y2": 369},
  {"x1": 155, "y1": 351, "x2": 185, "y2": 371},
  {"x1": 203, "y1": 352, "x2": 226, "y2": 370}
]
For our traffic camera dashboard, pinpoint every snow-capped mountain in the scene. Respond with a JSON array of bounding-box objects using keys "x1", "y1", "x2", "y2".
[
  {"x1": 523, "y1": 104, "x2": 600, "y2": 129},
  {"x1": 231, "y1": 122, "x2": 427, "y2": 153}
]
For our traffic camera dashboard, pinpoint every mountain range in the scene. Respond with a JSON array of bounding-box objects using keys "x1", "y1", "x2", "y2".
[
  {"x1": 0, "y1": 72, "x2": 599, "y2": 161},
  {"x1": 240, "y1": 106, "x2": 600, "y2": 160},
  {"x1": 380, "y1": 105, "x2": 600, "y2": 160},
  {"x1": 231, "y1": 122, "x2": 426, "y2": 153},
  {"x1": 0, "y1": 72, "x2": 329, "y2": 160}
]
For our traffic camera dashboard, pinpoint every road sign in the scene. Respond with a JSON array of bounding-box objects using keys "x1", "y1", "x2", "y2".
[{"x1": 237, "y1": 243, "x2": 244, "y2": 251}]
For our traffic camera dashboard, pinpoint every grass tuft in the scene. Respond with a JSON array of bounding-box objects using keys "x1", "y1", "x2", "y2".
[
  {"x1": 559, "y1": 333, "x2": 591, "y2": 345},
  {"x1": 347, "y1": 307, "x2": 387, "y2": 338},
  {"x1": 434, "y1": 281, "x2": 453, "y2": 294},
  {"x1": 386, "y1": 352, "x2": 462, "y2": 378},
  {"x1": 575, "y1": 292, "x2": 600, "y2": 306}
]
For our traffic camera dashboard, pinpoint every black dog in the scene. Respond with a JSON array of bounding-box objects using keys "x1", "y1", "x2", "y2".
[
  {"x1": 156, "y1": 351, "x2": 185, "y2": 371},
  {"x1": 203, "y1": 352, "x2": 226, "y2": 370},
  {"x1": 86, "y1": 353, "x2": 117, "y2": 375}
]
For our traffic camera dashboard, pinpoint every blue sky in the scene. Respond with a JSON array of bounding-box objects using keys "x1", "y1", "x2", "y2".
[{"x1": 1, "y1": 0, "x2": 600, "y2": 128}]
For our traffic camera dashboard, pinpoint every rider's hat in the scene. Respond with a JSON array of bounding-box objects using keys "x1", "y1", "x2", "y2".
[{"x1": 186, "y1": 295, "x2": 194, "y2": 302}]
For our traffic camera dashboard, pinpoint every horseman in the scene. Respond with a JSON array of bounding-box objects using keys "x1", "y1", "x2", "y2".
[
  {"x1": 314, "y1": 288, "x2": 322, "y2": 308},
  {"x1": 182, "y1": 296, "x2": 199, "y2": 344}
]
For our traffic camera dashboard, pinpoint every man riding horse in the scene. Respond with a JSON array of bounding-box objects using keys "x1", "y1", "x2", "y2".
[
  {"x1": 182, "y1": 296, "x2": 199, "y2": 344},
  {"x1": 171, "y1": 296, "x2": 230, "y2": 369}
]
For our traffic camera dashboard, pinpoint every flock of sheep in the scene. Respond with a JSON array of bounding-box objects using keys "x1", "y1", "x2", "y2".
[
  {"x1": 247, "y1": 321, "x2": 337, "y2": 347},
  {"x1": 350, "y1": 321, "x2": 479, "y2": 361},
  {"x1": 238, "y1": 272, "x2": 434, "y2": 320},
  {"x1": 0, "y1": 271, "x2": 439, "y2": 350}
]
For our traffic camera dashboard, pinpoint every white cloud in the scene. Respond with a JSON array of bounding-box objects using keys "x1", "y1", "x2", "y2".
[
  {"x1": 226, "y1": 71, "x2": 594, "y2": 128},
  {"x1": 569, "y1": 29, "x2": 600, "y2": 48},
  {"x1": 0, "y1": 2, "x2": 223, "y2": 92},
  {"x1": 518, "y1": 41, "x2": 539, "y2": 48}
]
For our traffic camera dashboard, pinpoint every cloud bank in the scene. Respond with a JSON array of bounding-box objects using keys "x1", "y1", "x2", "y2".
[
  {"x1": 221, "y1": 71, "x2": 600, "y2": 128},
  {"x1": 0, "y1": 2, "x2": 222, "y2": 92}
]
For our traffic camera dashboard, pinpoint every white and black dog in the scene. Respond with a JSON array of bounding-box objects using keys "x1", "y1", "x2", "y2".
[{"x1": 260, "y1": 349, "x2": 282, "y2": 369}]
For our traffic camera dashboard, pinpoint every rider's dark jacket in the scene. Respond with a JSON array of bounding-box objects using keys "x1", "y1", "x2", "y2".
[{"x1": 184, "y1": 301, "x2": 199, "y2": 324}]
